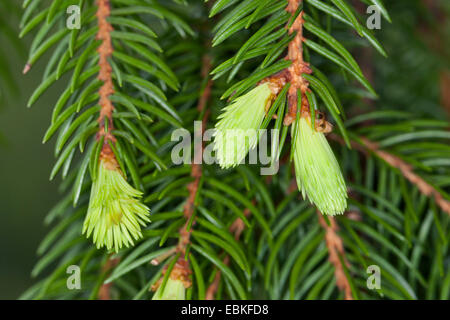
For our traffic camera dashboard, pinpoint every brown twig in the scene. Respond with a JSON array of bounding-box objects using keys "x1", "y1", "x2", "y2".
[
  {"x1": 359, "y1": 137, "x2": 450, "y2": 215},
  {"x1": 205, "y1": 256, "x2": 229, "y2": 300},
  {"x1": 96, "y1": 0, "x2": 118, "y2": 164},
  {"x1": 273, "y1": 2, "x2": 353, "y2": 293},
  {"x1": 284, "y1": 0, "x2": 312, "y2": 125},
  {"x1": 258, "y1": 0, "x2": 313, "y2": 125},
  {"x1": 330, "y1": 134, "x2": 450, "y2": 215},
  {"x1": 177, "y1": 55, "x2": 213, "y2": 257},
  {"x1": 151, "y1": 54, "x2": 213, "y2": 294},
  {"x1": 317, "y1": 212, "x2": 353, "y2": 300},
  {"x1": 440, "y1": 71, "x2": 450, "y2": 116},
  {"x1": 287, "y1": 175, "x2": 353, "y2": 299},
  {"x1": 98, "y1": 256, "x2": 120, "y2": 300},
  {"x1": 151, "y1": 247, "x2": 177, "y2": 266},
  {"x1": 95, "y1": 0, "x2": 121, "y2": 300},
  {"x1": 205, "y1": 208, "x2": 252, "y2": 300}
]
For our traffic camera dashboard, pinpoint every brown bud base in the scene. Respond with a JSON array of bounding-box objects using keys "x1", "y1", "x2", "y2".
[
  {"x1": 151, "y1": 257, "x2": 193, "y2": 292},
  {"x1": 99, "y1": 143, "x2": 120, "y2": 171}
]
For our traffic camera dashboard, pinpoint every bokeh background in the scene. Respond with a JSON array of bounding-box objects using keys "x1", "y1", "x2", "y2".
[
  {"x1": 0, "y1": 7, "x2": 63, "y2": 299},
  {"x1": 0, "y1": 0, "x2": 448, "y2": 299}
]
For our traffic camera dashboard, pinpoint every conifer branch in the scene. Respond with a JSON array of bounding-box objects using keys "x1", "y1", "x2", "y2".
[
  {"x1": 151, "y1": 248, "x2": 178, "y2": 266},
  {"x1": 359, "y1": 137, "x2": 450, "y2": 215},
  {"x1": 98, "y1": 256, "x2": 120, "y2": 300},
  {"x1": 96, "y1": 0, "x2": 117, "y2": 163},
  {"x1": 284, "y1": 0, "x2": 312, "y2": 125},
  {"x1": 259, "y1": 0, "x2": 313, "y2": 125},
  {"x1": 331, "y1": 134, "x2": 450, "y2": 215},
  {"x1": 206, "y1": 208, "x2": 251, "y2": 300},
  {"x1": 153, "y1": 54, "x2": 213, "y2": 294},
  {"x1": 18, "y1": 0, "x2": 450, "y2": 301},
  {"x1": 177, "y1": 54, "x2": 213, "y2": 257},
  {"x1": 317, "y1": 212, "x2": 353, "y2": 300},
  {"x1": 286, "y1": 178, "x2": 352, "y2": 299},
  {"x1": 205, "y1": 256, "x2": 228, "y2": 300}
]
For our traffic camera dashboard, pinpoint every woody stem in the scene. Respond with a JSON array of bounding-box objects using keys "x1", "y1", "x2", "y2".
[
  {"x1": 284, "y1": 0, "x2": 313, "y2": 126},
  {"x1": 96, "y1": 0, "x2": 117, "y2": 161}
]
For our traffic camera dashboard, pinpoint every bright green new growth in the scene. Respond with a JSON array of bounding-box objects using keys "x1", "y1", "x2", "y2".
[
  {"x1": 82, "y1": 160, "x2": 151, "y2": 253},
  {"x1": 292, "y1": 117, "x2": 347, "y2": 215},
  {"x1": 214, "y1": 83, "x2": 272, "y2": 168},
  {"x1": 152, "y1": 278, "x2": 186, "y2": 300}
]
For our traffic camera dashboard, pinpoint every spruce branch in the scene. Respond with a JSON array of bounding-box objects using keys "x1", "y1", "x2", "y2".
[
  {"x1": 98, "y1": 256, "x2": 120, "y2": 300},
  {"x1": 151, "y1": 248, "x2": 178, "y2": 266},
  {"x1": 177, "y1": 54, "x2": 213, "y2": 257},
  {"x1": 358, "y1": 137, "x2": 450, "y2": 215},
  {"x1": 153, "y1": 53, "x2": 214, "y2": 296},
  {"x1": 284, "y1": 0, "x2": 312, "y2": 125},
  {"x1": 205, "y1": 207, "x2": 252, "y2": 300},
  {"x1": 16, "y1": 0, "x2": 450, "y2": 301},
  {"x1": 331, "y1": 134, "x2": 450, "y2": 215},
  {"x1": 96, "y1": 0, "x2": 117, "y2": 156},
  {"x1": 257, "y1": 0, "x2": 313, "y2": 126},
  {"x1": 317, "y1": 212, "x2": 353, "y2": 300},
  {"x1": 285, "y1": 179, "x2": 352, "y2": 298}
]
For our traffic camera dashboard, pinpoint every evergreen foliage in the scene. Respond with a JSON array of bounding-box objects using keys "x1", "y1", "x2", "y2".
[{"x1": 11, "y1": 0, "x2": 450, "y2": 300}]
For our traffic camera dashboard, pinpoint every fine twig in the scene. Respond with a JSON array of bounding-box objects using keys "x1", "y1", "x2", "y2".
[
  {"x1": 288, "y1": 176, "x2": 354, "y2": 299},
  {"x1": 96, "y1": 0, "x2": 118, "y2": 165},
  {"x1": 259, "y1": 0, "x2": 312, "y2": 125},
  {"x1": 205, "y1": 208, "x2": 252, "y2": 300},
  {"x1": 152, "y1": 54, "x2": 213, "y2": 293},
  {"x1": 98, "y1": 256, "x2": 120, "y2": 300},
  {"x1": 96, "y1": 0, "x2": 120, "y2": 300},
  {"x1": 284, "y1": 0, "x2": 312, "y2": 125},
  {"x1": 177, "y1": 54, "x2": 213, "y2": 257},
  {"x1": 317, "y1": 212, "x2": 353, "y2": 300},
  {"x1": 330, "y1": 134, "x2": 450, "y2": 215}
]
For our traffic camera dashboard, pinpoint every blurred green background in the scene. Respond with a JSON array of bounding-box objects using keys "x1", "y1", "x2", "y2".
[{"x1": 0, "y1": 11, "x2": 64, "y2": 299}]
